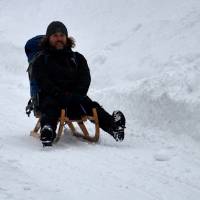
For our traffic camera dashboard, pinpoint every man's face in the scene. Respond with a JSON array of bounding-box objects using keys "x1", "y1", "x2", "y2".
[{"x1": 49, "y1": 32, "x2": 67, "y2": 50}]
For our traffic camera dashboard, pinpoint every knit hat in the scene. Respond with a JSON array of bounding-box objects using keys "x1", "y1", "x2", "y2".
[{"x1": 46, "y1": 21, "x2": 68, "y2": 37}]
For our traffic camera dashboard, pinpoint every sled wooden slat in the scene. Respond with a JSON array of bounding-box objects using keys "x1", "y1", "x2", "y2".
[
  {"x1": 73, "y1": 108, "x2": 100, "y2": 142},
  {"x1": 30, "y1": 108, "x2": 100, "y2": 143},
  {"x1": 30, "y1": 119, "x2": 41, "y2": 138},
  {"x1": 54, "y1": 109, "x2": 65, "y2": 143}
]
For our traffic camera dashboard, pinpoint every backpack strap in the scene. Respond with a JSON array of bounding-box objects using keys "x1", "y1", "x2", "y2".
[
  {"x1": 44, "y1": 54, "x2": 49, "y2": 65},
  {"x1": 26, "y1": 51, "x2": 44, "y2": 73}
]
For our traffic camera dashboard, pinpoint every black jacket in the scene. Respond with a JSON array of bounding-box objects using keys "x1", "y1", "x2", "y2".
[{"x1": 32, "y1": 47, "x2": 91, "y2": 97}]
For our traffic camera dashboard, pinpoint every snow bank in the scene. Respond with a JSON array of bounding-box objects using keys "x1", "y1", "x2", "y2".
[{"x1": 93, "y1": 56, "x2": 200, "y2": 141}]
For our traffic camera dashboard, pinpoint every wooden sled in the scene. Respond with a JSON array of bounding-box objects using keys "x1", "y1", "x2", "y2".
[{"x1": 30, "y1": 108, "x2": 100, "y2": 143}]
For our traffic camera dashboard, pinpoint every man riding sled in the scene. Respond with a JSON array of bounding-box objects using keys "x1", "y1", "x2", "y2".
[{"x1": 27, "y1": 21, "x2": 126, "y2": 146}]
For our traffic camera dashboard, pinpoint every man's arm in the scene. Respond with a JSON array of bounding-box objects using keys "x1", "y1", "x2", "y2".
[
  {"x1": 73, "y1": 53, "x2": 91, "y2": 96},
  {"x1": 32, "y1": 55, "x2": 61, "y2": 97}
]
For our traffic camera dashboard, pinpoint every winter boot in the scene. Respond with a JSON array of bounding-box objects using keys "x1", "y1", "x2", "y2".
[
  {"x1": 40, "y1": 125, "x2": 56, "y2": 146},
  {"x1": 111, "y1": 110, "x2": 126, "y2": 141}
]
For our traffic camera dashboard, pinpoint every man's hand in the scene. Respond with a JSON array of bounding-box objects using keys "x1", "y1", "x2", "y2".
[{"x1": 57, "y1": 92, "x2": 85, "y2": 108}]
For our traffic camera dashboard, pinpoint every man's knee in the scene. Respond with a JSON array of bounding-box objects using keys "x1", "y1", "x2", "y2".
[{"x1": 92, "y1": 101, "x2": 102, "y2": 109}]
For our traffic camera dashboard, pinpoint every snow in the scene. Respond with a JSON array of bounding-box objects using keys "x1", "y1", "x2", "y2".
[{"x1": 0, "y1": 0, "x2": 200, "y2": 199}]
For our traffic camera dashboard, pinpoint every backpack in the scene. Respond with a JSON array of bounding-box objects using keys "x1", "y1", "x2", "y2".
[
  {"x1": 25, "y1": 35, "x2": 78, "y2": 116},
  {"x1": 25, "y1": 35, "x2": 44, "y2": 63}
]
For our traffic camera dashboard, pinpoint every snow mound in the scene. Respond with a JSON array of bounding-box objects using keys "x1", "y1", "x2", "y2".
[{"x1": 92, "y1": 54, "x2": 200, "y2": 141}]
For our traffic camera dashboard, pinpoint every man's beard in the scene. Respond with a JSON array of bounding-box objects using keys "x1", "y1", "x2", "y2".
[{"x1": 50, "y1": 41, "x2": 66, "y2": 50}]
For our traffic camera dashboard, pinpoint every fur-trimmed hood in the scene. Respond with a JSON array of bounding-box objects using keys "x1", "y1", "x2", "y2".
[{"x1": 40, "y1": 36, "x2": 76, "y2": 50}]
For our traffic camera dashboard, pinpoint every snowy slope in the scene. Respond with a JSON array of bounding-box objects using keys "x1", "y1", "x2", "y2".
[{"x1": 0, "y1": 0, "x2": 200, "y2": 200}]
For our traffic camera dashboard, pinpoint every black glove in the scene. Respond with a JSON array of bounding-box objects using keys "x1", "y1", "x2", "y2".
[{"x1": 57, "y1": 93, "x2": 85, "y2": 108}]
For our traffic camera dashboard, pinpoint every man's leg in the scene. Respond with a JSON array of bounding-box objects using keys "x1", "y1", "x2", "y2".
[
  {"x1": 81, "y1": 96, "x2": 126, "y2": 141},
  {"x1": 40, "y1": 96, "x2": 60, "y2": 145}
]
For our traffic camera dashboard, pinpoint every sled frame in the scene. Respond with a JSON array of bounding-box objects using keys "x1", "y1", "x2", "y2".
[{"x1": 30, "y1": 108, "x2": 100, "y2": 143}]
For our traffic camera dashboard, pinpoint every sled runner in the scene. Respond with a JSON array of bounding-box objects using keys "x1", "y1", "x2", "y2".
[{"x1": 30, "y1": 108, "x2": 100, "y2": 143}]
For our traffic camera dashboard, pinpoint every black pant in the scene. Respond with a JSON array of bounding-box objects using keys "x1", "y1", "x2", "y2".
[{"x1": 39, "y1": 95, "x2": 113, "y2": 134}]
